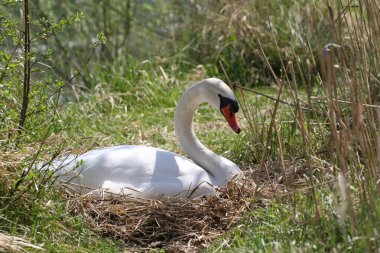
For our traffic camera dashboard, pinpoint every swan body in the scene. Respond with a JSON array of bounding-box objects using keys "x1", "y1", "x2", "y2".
[{"x1": 46, "y1": 78, "x2": 243, "y2": 198}]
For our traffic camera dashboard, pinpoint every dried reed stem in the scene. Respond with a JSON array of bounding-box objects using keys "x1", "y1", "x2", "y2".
[{"x1": 289, "y1": 61, "x2": 320, "y2": 222}]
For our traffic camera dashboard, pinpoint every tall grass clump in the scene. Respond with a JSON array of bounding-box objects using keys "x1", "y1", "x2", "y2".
[
  {"x1": 168, "y1": 0, "x2": 328, "y2": 86},
  {"x1": 212, "y1": 0, "x2": 380, "y2": 251}
]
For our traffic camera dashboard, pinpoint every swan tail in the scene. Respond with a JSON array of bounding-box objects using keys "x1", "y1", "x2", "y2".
[{"x1": 37, "y1": 154, "x2": 79, "y2": 176}]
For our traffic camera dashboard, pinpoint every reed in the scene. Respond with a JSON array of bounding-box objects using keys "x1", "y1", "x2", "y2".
[{"x1": 231, "y1": 0, "x2": 379, "y2": 250}]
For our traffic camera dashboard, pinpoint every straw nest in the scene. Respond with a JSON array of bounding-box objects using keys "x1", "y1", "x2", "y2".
[{"x1": 66, "y1": 177, "x2": 254, "y2": 252}]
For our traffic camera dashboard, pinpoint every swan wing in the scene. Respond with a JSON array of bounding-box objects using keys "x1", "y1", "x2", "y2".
[{"x1": 50, "y1": 145, "x2": 214, "y2": 198}]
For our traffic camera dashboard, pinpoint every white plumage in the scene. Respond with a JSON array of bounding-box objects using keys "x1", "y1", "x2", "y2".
[{"x1": 46, "y1": 78, "x2": 243, "y2": 198}]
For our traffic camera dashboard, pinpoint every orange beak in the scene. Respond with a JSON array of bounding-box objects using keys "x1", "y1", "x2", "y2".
[{"x1": 221, "y1": 104, "x2": 241, "y2": 133}]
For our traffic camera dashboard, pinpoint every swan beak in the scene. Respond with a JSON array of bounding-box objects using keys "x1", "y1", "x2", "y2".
[{"x1": 221, "y1": 105, "x2": 241, "y2": 134}]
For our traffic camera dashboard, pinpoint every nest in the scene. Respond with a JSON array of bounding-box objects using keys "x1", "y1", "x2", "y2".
[
  {"x1": 66, "y1": 177, "x2": 257, "y2": 252},
  {"x1": 1, "y1": 146, "x2": 304, "y2": 252}
]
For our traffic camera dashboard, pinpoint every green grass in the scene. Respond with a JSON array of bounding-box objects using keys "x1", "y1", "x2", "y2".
[
  {"x1": 52, "y1": 59, "x2": 257, "y2": 158},
  {"x1": 208, "y1": 189, "x2": 380, "y2": 253}
]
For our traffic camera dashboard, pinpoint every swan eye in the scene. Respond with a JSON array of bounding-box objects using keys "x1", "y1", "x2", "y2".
[{"x1": 218, "y1": 94, "x2": 239, "y2": 113}]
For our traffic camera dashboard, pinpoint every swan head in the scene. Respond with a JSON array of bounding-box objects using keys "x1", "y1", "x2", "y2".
[{"x1": 202, "y1": 78, "x2": 241, "y2": 133}]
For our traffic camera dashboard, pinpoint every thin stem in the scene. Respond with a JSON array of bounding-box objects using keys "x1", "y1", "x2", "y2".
[{"x1": 18, "y1": 0, "x2": 31, "y2": 138}]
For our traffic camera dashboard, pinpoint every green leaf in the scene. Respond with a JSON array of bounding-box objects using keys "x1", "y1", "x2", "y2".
[{"x1": 97, "y1": 32, "x2": 107, "y2": 44}]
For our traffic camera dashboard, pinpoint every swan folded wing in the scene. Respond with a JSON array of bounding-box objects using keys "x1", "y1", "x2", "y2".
[{"x1": 51, "y1": 145, "x2": 215, "y2": 197}]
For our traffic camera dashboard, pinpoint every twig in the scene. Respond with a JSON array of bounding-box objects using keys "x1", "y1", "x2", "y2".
[
  {"x1": 17, "y1": 0, "x2": 31, "y2": 138},
  {"x1": 272, "y1": 114, "x2": 289, "y2": 188},
  {"x1": 234, "y1": 84, "x2": 320, "y2": 114},
  {"x1": 256, "y1": 63, "x2": 290, "y2": 181}
]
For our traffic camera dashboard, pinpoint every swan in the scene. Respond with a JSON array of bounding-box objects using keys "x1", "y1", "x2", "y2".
[{"x1": 45, "y1": 78, "x2": 243, "y2": 198}]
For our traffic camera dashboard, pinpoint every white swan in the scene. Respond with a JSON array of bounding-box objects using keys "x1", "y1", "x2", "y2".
[{"x1": 46, "y1": 78, "x2": 243, "y2": 198}]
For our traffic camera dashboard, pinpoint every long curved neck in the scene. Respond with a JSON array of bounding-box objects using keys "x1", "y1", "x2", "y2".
[{"x1": 174, "y1": 82, "x2": 242, "y2": 185}]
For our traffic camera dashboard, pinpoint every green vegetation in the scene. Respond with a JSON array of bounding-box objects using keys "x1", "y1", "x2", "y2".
[
  {"x1": 209, "y1": 188, "x2": 380, "y2": 252},
  {"x1": 1, "y1": 0, "x2": 379, "y2": 252}
]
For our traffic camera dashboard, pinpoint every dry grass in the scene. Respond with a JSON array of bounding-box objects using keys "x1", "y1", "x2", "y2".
[
  {"x1": 0, "y1": 233, "x2": 45, "y2": 252},
  {"x1": 66, "y1": 179, "x2": 255, "y2": 252}
]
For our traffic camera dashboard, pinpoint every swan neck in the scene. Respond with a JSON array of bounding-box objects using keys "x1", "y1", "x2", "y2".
[{"x1": 174, "y1": 82, "x2": 241, "y2": 184}]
